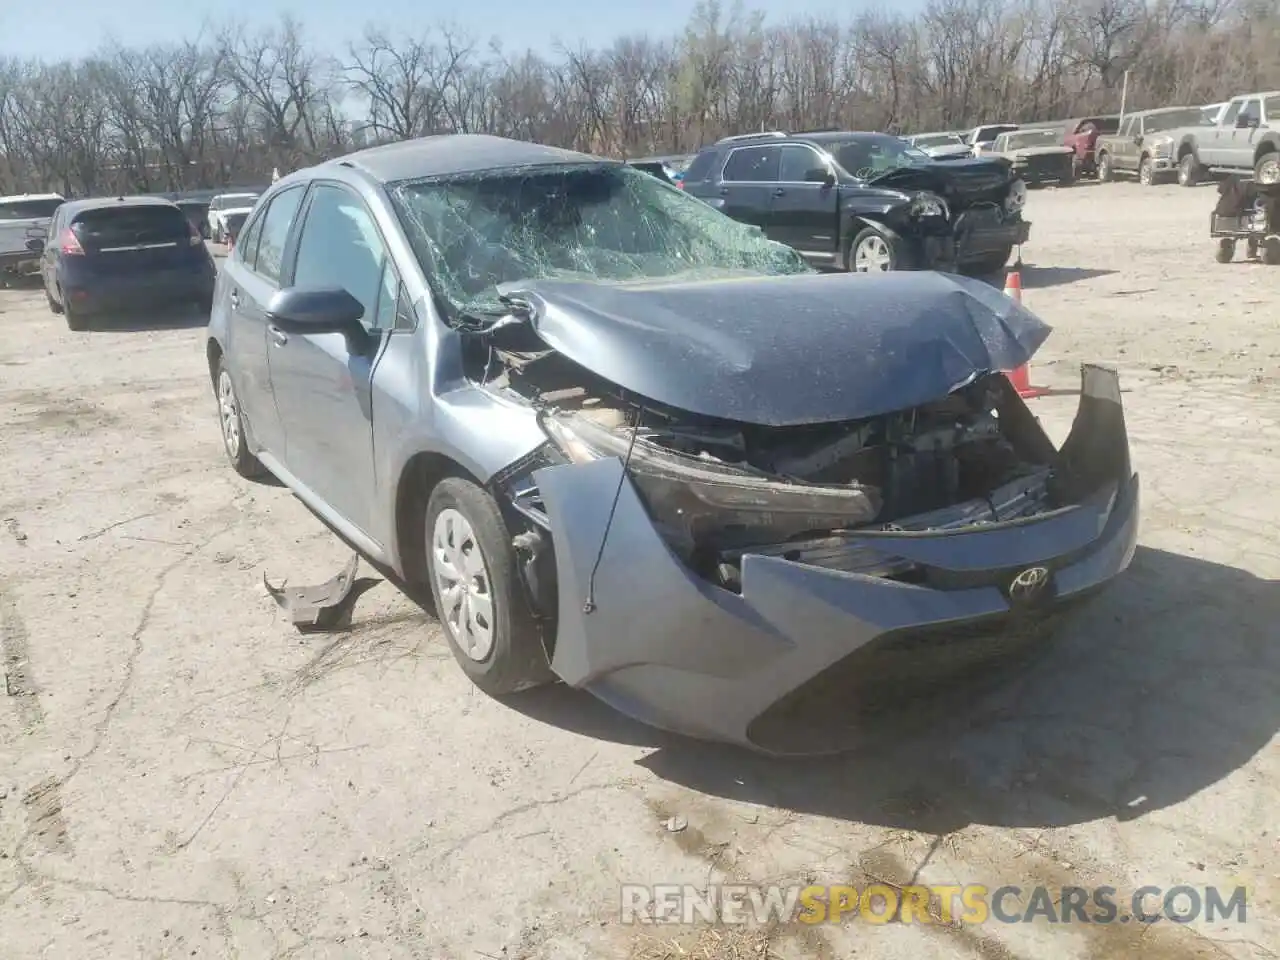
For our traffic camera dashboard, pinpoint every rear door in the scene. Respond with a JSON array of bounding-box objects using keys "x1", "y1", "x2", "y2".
[
  {"x1": 266, "y1": 181, "x2": 400, "y2": 539},
  {"x1": 769, "y1": 143, "x2": 839, "y2": 256},
  {"x1": 218, "y1": 184, "x2": 308, "y2": 460},
  {"x1": 715, "y1": 145, "x2": 781, "y2": 231},
  {"x1": 0, "y1": 197, "x2": 61, "y2": 258},
  {"x1": 1204, "y1": 99, "x2": 1245, "y2": 165}
]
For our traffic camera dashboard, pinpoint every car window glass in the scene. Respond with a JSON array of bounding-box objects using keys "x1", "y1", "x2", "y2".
[
  {"x1": 779, "y1": 145, "x2": 823, "y2": 182},
  {"x1": 682, "y1": 150, "x2": 717, "y2": 184},
  {"x1": 293, "y1": 183, "x2": 387, "y2": 330},
  {"x1": 253, "y1": 186, "x2": 305, "y2": 284},
  {"x1": 1222, "y1": 100, "x2": 1243, "y2": 125},
  {"x1": 235, "y1": 208, "x2": 266, "y2": 268},
  {"x1": 373, "y1": 261, "x2": 400, "y2": 332},
  {"x1": 394, "y1": 284, "x2": 415, "y2": 331},
  {"x1": 1239, "y1": 100, "x2": 1262, "y2": 123},
  {"x1": 722, "y1": 145, "x2": 781, "y2": 182}
]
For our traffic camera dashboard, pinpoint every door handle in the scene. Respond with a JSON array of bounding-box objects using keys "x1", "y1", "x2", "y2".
[
  {"x1": 719, "y1": 187, "x2": 730, "y2": 196},
  {"x1": 772, "y1": 187, "x2": 786, "y2": 197},
  {"x1": 229, "y1": 289, "x2": 239, "y2": 309},
  {"x1": 268, "y1": 325, "x2": 288, "y2": 347}
]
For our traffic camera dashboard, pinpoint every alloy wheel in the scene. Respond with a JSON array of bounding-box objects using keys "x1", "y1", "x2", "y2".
[
  {"x1": 1258, "y1": 155, "x2": 1280, "y2": 185},
  {"x1": 431, "y1": 507, "x2": 495, "y2": 662},
  {"x1": 1139, "y1": 159, "x2": 1152, "y2": 185},
  {"x1": 853, "y1": 234, "x2": 892, "y2": 272},
  {"x1": 218, "y1": 370, "x2": 241, "y2": 458}
]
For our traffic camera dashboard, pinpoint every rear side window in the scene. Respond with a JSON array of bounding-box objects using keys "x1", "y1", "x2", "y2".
[
  {"x1": 722, "y1": 145, "x2": 781, "y2": 182},
  {"x1": 72, "y1": 206, "x2": 189, "y2": 246},
  {"x1": 0, "y1": 199, "x2": 62, "y2": 220},
  {"x1": 681, "y1": 150, "x2": 718, "y2": 185},
  {"x1": 249, "y1": 186, "x2": 305, "y2": 284}
]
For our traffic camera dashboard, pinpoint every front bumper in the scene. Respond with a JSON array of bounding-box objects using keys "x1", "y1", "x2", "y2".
[
  {"x1": 921, "y1": 213, "x2": 1031, "y2": 267},
  {"x1": 532, "y1": 365, "x2": 1137, "y2": 754}
]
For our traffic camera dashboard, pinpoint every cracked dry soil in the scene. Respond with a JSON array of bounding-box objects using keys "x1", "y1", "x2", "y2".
[{"x1": 1, "y1": 185, "x2": 1279, "y2": 960}]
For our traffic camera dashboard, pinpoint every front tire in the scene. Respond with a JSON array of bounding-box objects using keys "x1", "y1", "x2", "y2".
[
  {"x1": 425, "y1": 477, "x2": 553, "y2": 696},
  {"x1": 1138, "y1": 156, "x2": 1155, "y2": 186},
  {"x1": 214, "y1": 359, "x2": 266, "y2": 478},
  {"x1": 846, "y1": 227, "x2": 900, "y2": 272},
  {"x1": 1178, "y1": 153, "x2": 1199, "y2": 187}
]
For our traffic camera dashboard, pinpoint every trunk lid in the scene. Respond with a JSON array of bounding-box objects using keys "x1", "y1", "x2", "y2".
[{"x1": 71, "y1": 205, "x2": 200, "y2": 273}]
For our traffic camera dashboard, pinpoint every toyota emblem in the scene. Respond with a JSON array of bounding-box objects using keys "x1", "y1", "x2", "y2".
[{"x1": 1008, "y1": 566, "x2": 1050, "y2": 603}]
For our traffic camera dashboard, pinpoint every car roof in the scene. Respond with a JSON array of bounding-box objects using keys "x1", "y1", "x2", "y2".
[
  {"x1": 1129, "y1": 106, "x2": 1201, "y2": 117},
  {"x1": 1234, "y1": 90, "x2": 1280, "y2": 99},
  {"x1": 325, "y1": 133, "x2": 601, "y2": 183},
  {"x1": 58, "y1": 196, "x2": 181, "y2": 215},
  {"x1": 0, "y1": 192, "x2": 64, "y2": 204}
]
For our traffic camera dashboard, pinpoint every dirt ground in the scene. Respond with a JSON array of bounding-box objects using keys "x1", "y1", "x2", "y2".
[{"x1": 1, "y1": 182, "x2": 1278, "y2": 960}]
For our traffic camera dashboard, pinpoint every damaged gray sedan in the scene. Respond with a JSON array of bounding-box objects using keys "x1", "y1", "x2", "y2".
[{"x1": 208, "y1": 134, "x2": 1139, "y2": 753}]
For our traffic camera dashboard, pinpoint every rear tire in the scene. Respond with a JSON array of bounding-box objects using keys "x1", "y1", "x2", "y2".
[
  {"x1": 424, "y1": 477, "x2": 554, "y2": 696},
  {"x1": 214, "y1": 358, "x2": 266, "y2": 478},
  {"x1": 64, "y1": 295, "x2": 88, "y2": 331},
  {"x1": 1215, "y1": 238, "x2": 1236, "y2": 263},
  {"x1": 1263, "y1": 237, "x2": 1280, "y2": 265},
  {"x1": 45, "y1": 286, "x2": 63, "y2": 315},
  {"x1": 1256, "y1": 151, "x2": 1280, "y2": 185},
  {"x1": 1097, "y1": 152, "x2": 1114, "y2": 182}
]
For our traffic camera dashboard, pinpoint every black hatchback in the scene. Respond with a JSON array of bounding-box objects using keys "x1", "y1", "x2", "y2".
[{"x1": 36, "y1": 196, "x2": 217, "y2": 330}]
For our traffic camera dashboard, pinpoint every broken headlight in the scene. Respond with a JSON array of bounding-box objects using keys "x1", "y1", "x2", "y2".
[
  {"x1": 539, "y1": 411, "x2": 883, "y2": 558},
  {"x1": 911, "y1": 192, "x2": 950, "y2": 219}
]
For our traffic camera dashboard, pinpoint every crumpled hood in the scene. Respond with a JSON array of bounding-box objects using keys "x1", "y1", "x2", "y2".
[
  {"x1": 870, "y1": 159, "x2": 1014, "y2": 202},
  {"x1": 499, "y1": 271, "x2": 1052, "y2": 426}
]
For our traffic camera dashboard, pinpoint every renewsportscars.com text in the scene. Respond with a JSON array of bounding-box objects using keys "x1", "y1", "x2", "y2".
[{"x1": 619, "y1": 883, "x2": 1249, "y2": 926}]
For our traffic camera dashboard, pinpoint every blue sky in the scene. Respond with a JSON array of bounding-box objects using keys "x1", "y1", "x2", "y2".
[{"x1": 0, "y1": 0, "x2": 881, "y2": 62}]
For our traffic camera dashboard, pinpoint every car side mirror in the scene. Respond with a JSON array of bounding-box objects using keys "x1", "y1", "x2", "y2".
[
  {"x1": 1235, "y1": 115, "x2": 1255, "y2": 129},
  {"x1": 804, "y1": 168, "x2": 836, "y2": 186},
  {"x1": 266, "y1": 287, "x2": 371, "y2": 348},
  {"x1": 25, "y1": 238, "x2": 44, "y2": 253}
]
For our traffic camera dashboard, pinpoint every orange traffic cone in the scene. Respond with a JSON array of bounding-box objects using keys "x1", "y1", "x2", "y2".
[{"x1": 1001, "y1": 262, "x2": 1048, "y2": 399}]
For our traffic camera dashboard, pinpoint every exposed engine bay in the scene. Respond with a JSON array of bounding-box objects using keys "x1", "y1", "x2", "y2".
[{"x1": 485, "y1": 342, "x2": 1068, "y2": 588}]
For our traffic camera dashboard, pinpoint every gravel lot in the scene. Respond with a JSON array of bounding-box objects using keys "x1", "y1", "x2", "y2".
[{"x1": 1, "y1": 184, "x2": 1278, "y2": 960}]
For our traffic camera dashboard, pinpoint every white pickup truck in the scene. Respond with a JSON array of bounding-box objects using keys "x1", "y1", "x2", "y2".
[{"x1": 0, "y1": 193, "x2": 64, "y2": 282}]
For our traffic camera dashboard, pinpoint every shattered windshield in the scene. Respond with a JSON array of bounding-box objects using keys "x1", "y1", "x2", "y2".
[
  {"x1": 829, "y1": 136, "x2": 933, "y2": 180},
  {"x1": 1144, "y1": 109, "x2": 1205, "y2": 133},
  {"x1": 390, "y1": 162, "x2": 812, "y2": 317}
]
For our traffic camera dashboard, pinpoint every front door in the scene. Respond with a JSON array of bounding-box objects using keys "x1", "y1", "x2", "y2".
[
  {"x1": 266, "y1": 182, "x2": 399, "y2": 541},
  {"x1": 1230, "y1": 98, "x2": 1265, "y2": 169},
  {"x1": 768, "y1": 144, "x2": 839, "y2": 256}
]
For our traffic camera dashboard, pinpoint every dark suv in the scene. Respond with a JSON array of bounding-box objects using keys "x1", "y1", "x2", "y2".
[{"x1": 681, "y1": 130, "x2": 1031, "y2": 275}]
